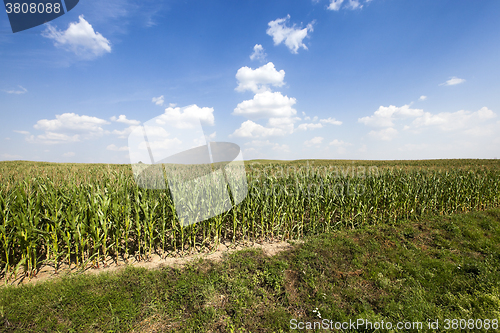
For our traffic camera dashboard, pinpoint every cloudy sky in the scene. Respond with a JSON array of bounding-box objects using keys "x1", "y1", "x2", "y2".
[{"x1": 1, "y1": 0, "x2": 500, "y2": 163}]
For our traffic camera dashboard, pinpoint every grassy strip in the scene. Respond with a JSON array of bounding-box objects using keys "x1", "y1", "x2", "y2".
[{"x1": 1, "y1": 209, "x2": 500, "y2": 332}]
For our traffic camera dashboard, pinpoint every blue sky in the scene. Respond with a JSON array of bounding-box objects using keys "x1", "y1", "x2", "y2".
[{"x1": 1, "y1": 0, "x2": 500, "y2": 163}]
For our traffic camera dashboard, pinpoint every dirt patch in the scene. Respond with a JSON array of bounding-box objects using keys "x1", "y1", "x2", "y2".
[{"x1": 1, "y1": 240, "x2": 302, "y2": 287}]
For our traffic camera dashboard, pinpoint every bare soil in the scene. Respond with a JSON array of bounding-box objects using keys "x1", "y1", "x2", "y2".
[{"x1": 1, "y1": 239, "x2": 302, "y2": 287}]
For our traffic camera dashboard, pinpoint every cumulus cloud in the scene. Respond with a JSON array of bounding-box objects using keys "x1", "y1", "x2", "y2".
[
  {"x1": 360, "y1": 103, "x2": 498, "y2": 141},
  {"x1": 250, "y1": 44, "x2": 267, "y2": 62},
  {"x1": 156, "y1": 104, "x2": 215, "y2": 129},
  {"x1": 267, "y1": 116, "x2": 299, "y2": 134},
  {"x1": 4, "y1": 85, "x2": 27, "y2": 94},
  {"x1": 233, "y1": 91, "x2": 297, "y2": 119},
  {"x1": 201, "y1": 131, "x2": 215, "y2": 142},
  {"x1": 419, "y1": 95, "x2": 427, "y2": 101},
  {"x1": 35, "y1": 113, "x2": 109, "y2": 133},
  {"x1": 368, "y1": 127, "x2": 398, "y2": 141},
  {"x1": 345, "y1": 0, "x2": 362, "y2": 9},
  {"x1": 42, "y1": 15, "x2": 111, "y2": 59},
  {"x1": 230, "y1": 115, "x2": 300, "y2": 138},
  {"x1": 328, "y1": 0, "x2": 344, "y2": 10},
  {"x1": 411, "y1": 107, "x2": 497, "y2": 132},
  {"x1": 266, "y1": 15, "x2": 314, "y2": 54},
  {"x1": 440, "y1": 76, "x2": 466, "y2": 86},
  {"x1": 297, "y1": 123, "x2": 323, "y2": 131},
  {"x1": 107, "y1": 144, "x2": 129, "y2": 151},
  {"x1": 328, "y1": 0, "x2": 368, "y2": 11},
  {"x1": 329, "y1": 139, "x2": 352, "y2": 154},
  {"x1": 231, "y1": 120, "x2": 288, "y2": 138},
  {"x1": 140, "y1": 137, "x2": 183, "y2": 152},
  {"x1": 304, "y1": 136, "x2": 324, "y2": 146},
  {"x1": 358, "y1": 104, "x2": 424, "y2": 127},
  {"x1": 110, "y1": 115, "x2": 141, "y2": 125},
  {"x1": 320, "y1": 117, "x2": 342, "y2": 125},
  {"x1": 329, "y1": 139, "x2": 350, "y2": 147},
  {"x1": 235, "y1": 62, "x2": 285, "y2": 93},
  {"x1": 15, "y1": 113, "x2": 110, "y2": 144},
  {"x1": 152, "y1": 95, "x2": 164, "y2": 106},
  {"x1": 62, "y1": 152, "x2": 76, "y2": 157},
  {"x1": 36, "y1": 132, "x2": 80, "y2": 144},
  {"x1": 112, "y1": 126, "x2": 140, "y2": 139}
]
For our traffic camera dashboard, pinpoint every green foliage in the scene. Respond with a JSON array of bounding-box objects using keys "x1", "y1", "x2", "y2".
[
  {"x1": 1, "y1": 209, "x2": 500, "y2": 332},
  {"x1": 0, "y1": 159, "x2": 499, "y2": 278}
]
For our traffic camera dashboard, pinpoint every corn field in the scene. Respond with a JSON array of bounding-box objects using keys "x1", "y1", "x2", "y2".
[{"x1": 0, "y1": 159, "x2": 499, "y2": 279}]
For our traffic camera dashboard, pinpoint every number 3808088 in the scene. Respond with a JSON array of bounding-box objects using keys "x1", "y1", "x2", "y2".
[{"x1": 5, "y1": 2, "x2": 61, "y2": 14}]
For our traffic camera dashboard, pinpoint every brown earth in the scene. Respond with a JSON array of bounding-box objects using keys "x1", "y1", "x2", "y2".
[{"x1": 1, "y1": 239, "x2": 302, "y2": 287}]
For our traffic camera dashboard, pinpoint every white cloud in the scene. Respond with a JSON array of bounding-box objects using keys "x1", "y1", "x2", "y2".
[
  {"x1": 358, "y1": 104, "x2": 424, "y2": 127},
  {"x1": 152, "y1": 95, "x2": 164, "y2": 106},
  {"x1": 26, "y1": 113, "x2": 110, "y2": 143},
  {"x1": 440, "y1": 76, "x2": 466, "y2": 86},
  {"x1": 156, "y1": 104, "x2": 215, "y2": 129},
  {"x1": 320, "y1": 117, "x2": 342, "y2": 125},
  {"x1": 266, "y1": 15, "x2": 314, "y2": 54},
  {"x1": 63, "y1": 152, "x2": 75, "y2": 157},
  {"x1": 329, "y1": 139, "x2": 350, "y2": 147},
  {"x1": 329, "y1": 139, "x2": 351, "y2": 154},
  {"x1": 42, "y1": 15, "x2": 111, "y2": 59},
  {"x1": 107, "y1": 144, "x2": 129, "y2": 151},
  {"x1": 419, "y1": 95, "x2": 427, "y2": 101},
  {"x1": 304, "y1": 136, "x2": 323, "y2": 146},
  {"x1": 250, "y1": 44, "x2": 267, "y2": 62},
  {"x1": 235, "y1": 62, "x2": 285, "y2": 93},
  {"x1": 112, "y1": 125, "x2": 140, "y2": 139},
  {"x1": 205, "y1": 131, "x2": 216, "y2": 141},
  {"x1": 14, "y1": 113, "x2": 117, "y2": 144},
  {"x1": 360, "y1": 103, "x2": 498, "y2": 141},
  {"x1": 141, "y1": 137, "x2": 183, "y2": 152},
  {"x1": 297, "y1": 123, "x2": 323, "y2": 131},
  {"x1": 4, "y1": 85, "x2": 27, "y2": 94},
  {"x1": 412, "y1": 107, "x2": 497, "y2": 132},
  {"x1": 368, "y1": 127, "x2": 398, "y2": 141},
  {"x1": 35, "y1": 132, "x2": 80, "y2": 144},
  {"x1": 328, "y1": 0, "x2": 368, "y2": 11},
  {"x1": 328, "y1": 0, "x2": 344, "y2": 10},
  {"x1": 35, "y1": 113, "x2": 109, "y2": 134},
  {"x1": 272, "y1": 143, "x2": 290, "y2": 151},
  {"x1": 231, "y1": 120, "x2": 287, "y2": 138},
  {"x1": 110, "y1": 115, "x2": 141, "y2": 125},
  {"x1": 358, "y1": 144, "x2": 367, "y2": 153},
  {"x1": 267, "y1": 116, "x2": 299, "y2": 133},
  {"x1": 233, "y1": 91, "x2": 297, "y2": 119},
  {"x1": 464, "y1": 126, "x2": 496, "y2": 137},
  {"x1": 346, "y1": 0, "x2": 362, "y2": 10}
]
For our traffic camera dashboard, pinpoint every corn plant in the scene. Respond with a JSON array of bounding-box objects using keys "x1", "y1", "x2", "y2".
[{"x1": 0, "y1": 160, "x2": 499, "y2": 278}]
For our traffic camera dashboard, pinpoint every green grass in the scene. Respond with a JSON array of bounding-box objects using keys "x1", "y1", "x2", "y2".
[{"x1": 1, "y1": 208, "x2": 499, "y2": 332}]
